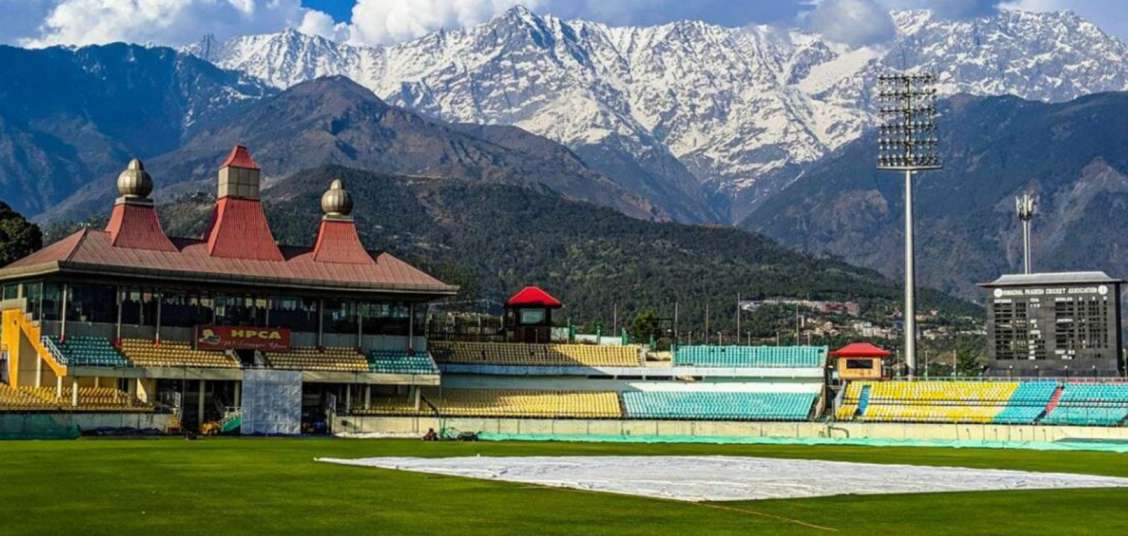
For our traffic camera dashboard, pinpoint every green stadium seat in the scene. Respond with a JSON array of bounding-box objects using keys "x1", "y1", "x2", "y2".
[
  {"x1": 367, "y1": 350, "x2": 439, "y2": 374},
  {"x1": 1042, "y1": 383, "x2": 1128, "y2": 426},
  {"x1": 621, "y1": 391, "x2": 816, "y2": 421},
  {"x1": 43, "y1": 335, "x2": 130, "y2": 367}
]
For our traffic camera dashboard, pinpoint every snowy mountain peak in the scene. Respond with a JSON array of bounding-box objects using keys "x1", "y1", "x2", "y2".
[{"x1": 184, "y1": 8, "x2": 1128, "y2": 222}]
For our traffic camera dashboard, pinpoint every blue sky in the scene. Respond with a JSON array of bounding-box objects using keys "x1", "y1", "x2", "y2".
[{"x1": 2, "y1": 1, "x2": 1126, "y2": 48}]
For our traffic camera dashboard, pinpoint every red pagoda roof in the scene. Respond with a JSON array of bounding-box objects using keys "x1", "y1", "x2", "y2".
[
  {"x1": 0, "y1": 143, "x2": 456, "y2": 297},
  {"x1": 104, "y1": 201, "x2": 177, "y2": 252},
  {"x1": 830, "y1": 342, "x2": 892, "y2": 358},
  {"x1": 204, "y1": 197, "x2": 284, "y2": 261},
  {"x1": 506, "y1": 286, "x2": 562, "y2": 308},
  {"x1": 220, "y1": 145, "x2": 259, "y2": 170},
  {"x1": 0, "y1": 228, "x2": 456, "y2": 295}
]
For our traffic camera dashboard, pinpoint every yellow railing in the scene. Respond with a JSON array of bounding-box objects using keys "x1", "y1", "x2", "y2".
[{"x1": 1, "y1": 308, "x2": 68, "y2": 384}]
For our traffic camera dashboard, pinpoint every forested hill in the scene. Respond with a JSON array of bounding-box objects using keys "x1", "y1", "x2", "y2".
[{"x1": 150, "y1": 165, "x2": 979, "y2": 330}]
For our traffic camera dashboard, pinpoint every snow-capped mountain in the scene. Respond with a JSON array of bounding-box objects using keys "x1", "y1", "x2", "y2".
[{"x1": 185, "y1": 7, "x2": 1128, "y2": 221}]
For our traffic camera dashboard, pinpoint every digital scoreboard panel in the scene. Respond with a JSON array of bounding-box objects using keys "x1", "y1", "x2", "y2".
[{"x1": 984, "y1": 273, "x2": 1123, "y2": 377}]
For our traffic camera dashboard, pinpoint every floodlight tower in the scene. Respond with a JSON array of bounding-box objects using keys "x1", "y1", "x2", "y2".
[
  {"x1": 876, "y1": 72, "x2": 941, "y2": 378},
  {"x1": 1016, "y1": 193, "x2": 1036, "y2": 274}
]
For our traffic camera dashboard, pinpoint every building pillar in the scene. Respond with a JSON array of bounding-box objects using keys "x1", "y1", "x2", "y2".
[
  {"x1": 34, "y1": 355, "x2": 42, "y2": 388},
  {"x1": 234, "y1": 381, "x2": 241, "y2": 408},
  {"x1": 94, "y1": 377, "x2": 100, "y2": 388},
  {"x1": 198, "y1": 379, "x2": 206, "y2": 425},
  {"x1": 345, "y1": 384, "x2": 352, "y2": 413},
  {"x1": 71, "y1": 376, "x2": 79, "y2": 407},
  {"x1": 56, "y1": 376, "x2": 63, "y2": 399},
  {"x1": 155, "y1": 292, "x2": 162, "y2": 343},
  {"x1": 408, "y1": 303, "x2": 415, "y2": 352},
  {"x1": 127, "y1": 378, "x2": 136, "y2": 407},
  {"x1": 60, "y1": 283, "x2": 69, "y2": 340},
  {"x1": 413, "y1": 386, "x2": 421, "y2": 411},
  {"x1": 356, "y1": 302, "x2": 363, "y2": 349},
  {"x1": 317, "y1": 299, "x2": 324, "y2": 348},
  {"x1": 365, "y1": 385, "x2": 371, "y2": 410},
  {"x1": 115, "y1": 287, "x2": 123, "y2": 343}
]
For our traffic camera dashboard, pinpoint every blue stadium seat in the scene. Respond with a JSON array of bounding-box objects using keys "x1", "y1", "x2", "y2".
[
  {"x1": 1042, "y1": 383, "x2": 1128, "y2": 426},
  {"x1": 367, "y1": 350, "x2": 439, "y2": 374},
  {"x1": 42, "y1": 335, "x2": 130, "y2": 367},
  {"x1": 673, "y1": 346, "x2": 825, "y2": 368}
]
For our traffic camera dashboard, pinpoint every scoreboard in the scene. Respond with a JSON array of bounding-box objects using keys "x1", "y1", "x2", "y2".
[{"x1": 983, "y1": 272, "x2": 1123, "y2": 376}]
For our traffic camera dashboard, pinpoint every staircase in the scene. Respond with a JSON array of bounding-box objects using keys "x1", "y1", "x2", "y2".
[
  {"x1": 1042, "y1": 385, "x2": 1064, "y2": 420},
  {"x1": 1, "y1": 308, "x2": 68, "y2": 384},
  {"x1": 219, "y1": 409, "x2": 242, "y2": 434}
]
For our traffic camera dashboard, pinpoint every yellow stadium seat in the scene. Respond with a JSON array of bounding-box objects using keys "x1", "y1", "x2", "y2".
[
  {"x1": 119, "y1": 339, "x2": 238, "y2": 368},
  {"x1": 429, "y1": 342, "x2": 640, "y2": 367},
  {"x1": 355, "y1": 389, "x2": 623, "y2": 419},
  {"x1": 265, "y1": 346, "x2": 368, "y2": 372}
]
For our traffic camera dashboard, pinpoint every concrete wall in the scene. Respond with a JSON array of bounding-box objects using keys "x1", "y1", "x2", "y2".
[
  {"x1": 333, "y1": 415, "x2": 1128, "y2": 443},
  {"x1": 66, "y1": 412, "x2": 174, "y2": 431},
  {"x1": 0, "y1": 412, "x2": 174, "y2": 434}
]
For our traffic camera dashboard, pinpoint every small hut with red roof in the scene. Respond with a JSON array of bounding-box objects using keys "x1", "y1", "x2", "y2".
[
  {"x1": 830, "y1": 342, "x2": 892, "y2": 380},
  {"x1": 504, "y1": 286, "x2": 562, "y2": 343}
]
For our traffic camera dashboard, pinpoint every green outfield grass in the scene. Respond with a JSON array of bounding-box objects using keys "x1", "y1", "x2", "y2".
[{"x1": 1, "y1": 438, "x2": 1126, "y2": 535}]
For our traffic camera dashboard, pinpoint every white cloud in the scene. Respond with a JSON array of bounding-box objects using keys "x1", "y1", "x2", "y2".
[
  {"x1": 17, "y1": 0, "x2": 336, "y2": 48},
  {"x1": 345, "y1": 0, "x2": 542, "y2": 45},
  {"x1": 805, "y1": 0, "x2": 896, "y2": 45},
  {"x1": 298, "y1": 8, "x2": 349, "y2": 41}
]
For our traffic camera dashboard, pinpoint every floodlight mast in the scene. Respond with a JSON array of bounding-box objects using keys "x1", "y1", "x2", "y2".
[
  {"x1": 876, "y1": 72, "x2": 941, "y2": 379},
  {"x1": 1016, "y1": 193, "x2": 1036, "y2": 274}
]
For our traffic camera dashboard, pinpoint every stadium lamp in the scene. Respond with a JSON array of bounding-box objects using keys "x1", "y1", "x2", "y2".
[
  {"x1": 1015, "y1": 193, "x2": 1036, "y2": 274},
  {"x1": 876, "y1": 72, "x2": 942, "y2": 378}
]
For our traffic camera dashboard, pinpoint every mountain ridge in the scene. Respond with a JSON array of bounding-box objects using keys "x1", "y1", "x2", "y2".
[
  {"x1": 741, "y1": 91, "x2": 1128, "y2": 300},
  {"x1": 39, "y1": 75, "x2": 665, "y2": 224},
  {"x1": 0, "y1": 42, "x2": 272, "y2": 216},
  {"x1": 185, "y1": 6, "x2": 1128, "y2": 221}
]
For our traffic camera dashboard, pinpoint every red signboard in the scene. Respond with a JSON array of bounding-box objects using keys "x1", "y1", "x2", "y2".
[{"x1": 196, "y1": 326, "x2": 290, "y2": 351}]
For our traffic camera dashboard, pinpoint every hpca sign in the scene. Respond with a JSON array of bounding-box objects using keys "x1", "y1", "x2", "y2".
[{"x1": 196, "y1": 325, "x2": 291, "y2": 351}]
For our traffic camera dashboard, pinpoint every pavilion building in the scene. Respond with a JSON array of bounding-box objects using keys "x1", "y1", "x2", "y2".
[{"x1": 0, "y1": 146, "x2": 457, "y2": 432}]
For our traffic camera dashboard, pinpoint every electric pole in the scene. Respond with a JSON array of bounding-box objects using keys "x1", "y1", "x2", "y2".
[{"x1": 1016, "y1": 193, "x2": 1035, "y2": 274}]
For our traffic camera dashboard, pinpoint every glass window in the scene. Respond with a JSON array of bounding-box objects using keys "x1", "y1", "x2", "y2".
[
  {"x1": 323, "y1": 299, "x2": 357, "y2": 334},
  {"x1": 359, "y1": 301, "x2": 410, "y2": 335},
  {"x1": 160, "y1": 291, "x2": 215, "y2": 328},
  {"x1": 66, "y1": 284, "x2": 117, "y2": 323},
  {"x1": 25, "y1": 281, "x2": 42, "y2": 319},
  {"x1": 519, "y1": 308, "x2": 546, "y2": 325},
  {"x1": 215, "y1": 295, "x2": 264, "y2": 326},
  {"x1": 269, "y1": 296, "x2": 318, "y2": 332},
  {"x1": 41, "y1": 283, "x2": 62, "y2": 321},
  {"x1": 121, "y1": 289, "x2": 141, "y2": 325}
]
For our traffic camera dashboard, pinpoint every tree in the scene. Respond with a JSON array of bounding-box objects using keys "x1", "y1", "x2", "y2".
[
  {"x1": 0, "y1": 202, "x2": 42, "y2": 267},
  {"x1": 954, "y1": 336, "x2": 986, "y2": 377},
  {"x1": 630, "y1": 308, "x2": 660, "y2": 343}
]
